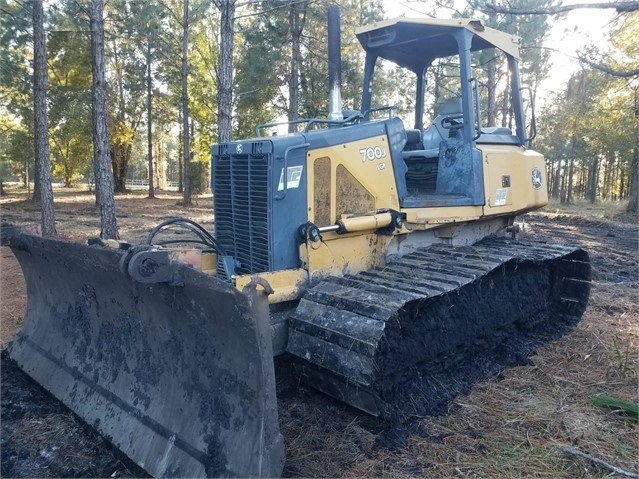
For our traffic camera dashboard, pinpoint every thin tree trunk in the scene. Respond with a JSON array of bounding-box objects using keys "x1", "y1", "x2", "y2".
[
  {"x1": 553, "y1": 160, "x2": 561, "y2": 200},
  {"x1": 560, "y1": 159, "x2": 567, "y2": 203},
  {"x1": 607, "y1": 155, "x2": 614, "y2": 199},
  {"x1": 628, "y1": 154, "x2": 638, "y2": 212},
  {"x1": 147, "y1": 41, "x2": 154, "y2": 199},
  {"x1": 109, "y1": 41, "x2": 130, "y2": 194},
  {"x1": 501, "y1": 68, "x2": 509, "y2": 127},
  {"x1": 33, "y1": 0, "x2": 56, "y2": 235},
  {"x1": 588, "y1": 157, "x2": 599, "y2": 203},
  {"x1": 154, "y1": 127, "x2": 166, "y2": 189},
  {"x1": 91, "y1": 0, "x2": 119, "y2": 239},
  {"x1": 627, "y1": 92, "x2": 638, "y2": 213},
  {"x1": 486, "y1": 57, "x2": 497, "y2": 127},
  {"x1": 217, "y1": 0, "x2": 235, "y2": 143},
  {"x1": 288, "y1": 2, "x2": 304, "y2": 132},
  {"x1": 178, "y1": 109, "x2": 183, "y2": 193},
  {"x1": 181, "y1": 0, "x2": 191, "y2": 206},
  {"x1": 567, "y1": 157, "x2": 575, "y2": 204}
]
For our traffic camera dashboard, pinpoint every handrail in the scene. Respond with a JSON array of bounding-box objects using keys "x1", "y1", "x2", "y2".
[
  {"x1": 274, "y1": 142, "x2": 310, "y2": 201},
  {"x1": 303, "y1": 112, "x2": 363, "y2": 132},
  {"x1": 520, "y1": 86, "x2": 537, "y2": 144},
  {"x1": 362, "y1": 105, "x2": 397, "y2": 120},
  {"x1": 256, "y1": 106, "x2": 396, "y2": 136},
  {"x1": 255, "y1": 119, "x2": 314, "y2": 137},
  {"x1": 470, "y1": 77, "x2": 482, "y2": 141}
]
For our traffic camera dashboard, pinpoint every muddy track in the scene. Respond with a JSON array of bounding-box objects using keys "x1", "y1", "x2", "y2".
[
  {"x1": 1, "y1": 211, "x2": 637, "y2": 478},
  {"x1": 288, "y1": 238, "x2": 590, "y2": 418}
]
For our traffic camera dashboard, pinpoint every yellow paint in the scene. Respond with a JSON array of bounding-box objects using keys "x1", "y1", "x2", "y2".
[
  {"x1": 201, "y1": 252, "x2": 217, "y2": 276},
  {"x1": 402, "y1": 206, "x2": 483, "y2": 228},
  {"x1": 401, "y1": 145, "x2": 547, "y2": 229},
  {"x1": 338, "y1": 212, "x2": 393, "y2": 233},
  {"x1": 357, "y1": 18, "x2": 521, "y2": 60},
  {"x1": 170, "y1": 250, "x2": 217, "y2": 276},
  {"x1": 235, "y1": 268, "x2": 308, "y2": 304},
  {"x1": 479, "y1": 144, "x2": 548, "y2": 215},
  {"x1": 236, "y1": 141, "x2": 548, "y2": 302},
  {"x1": 307, "y1": 135, "x2": 400, "y2": 226},
  {"x1": 299, "y1": 232, "x2": 392, "y2": 281}
]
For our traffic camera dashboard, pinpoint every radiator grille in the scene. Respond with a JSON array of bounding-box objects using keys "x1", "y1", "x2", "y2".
[{"x1": 214, "y1": 145, "x2": 271, "y2": 276}]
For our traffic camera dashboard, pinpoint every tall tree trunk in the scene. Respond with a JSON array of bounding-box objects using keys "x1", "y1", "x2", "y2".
[
  {"x1": 604, "y1": 153, "x2": 613, "y2": 199},
  {"x1": 552, "y1": 160, "x2": 561, "y2": 200},
  {"x1": 501, "y1": 68, "x2": 510, "y2": 128},
  {"x1": 627, "y1": 91, "x2": 638, "y2": 213},
  {"x1": 567, "y1": 157, "x2": 575, "y2": 204},
  {"x1": 217, "y1": 0, "x2": 235, "y2": 143},
  {"x1": 628, "y1": 153, "x2": 638, "y2": 213},
  {"x1": 109, "y1": 42, "x2": 131, "y2": 194},
  {"x1": 288, "y1": 2, "x2": 306, "y2": 133},
  {"x1": 110, "y1": 141, "x2": 131, "y2": 193},
  {"x1": 588, "y1": 157, "x2": 599, "y2": 204},
  {"x1": 547, "y1": 158, "x2": 554, "y2": 195},
  {"x1": 154, "y1": 127, "x2": 166, "y2": 189},
  {"x1": 178, "y1": 108, "x2": 183, "y2": 193},
  {"x1": 91, "y1": 0, "x2": 119, "y2": 239},
  {"x1": 181, "y1": 0, "x2": 191, "y2": 206},
  {"x1": 560, "y1": 159, "x2": 567, "y2": 204},
  {"x1": 146, "y1": 41, "x2": 154, "y2": 199},
  {"x1": 33, "y1": 0, "x2": 56, "y2": 235}
]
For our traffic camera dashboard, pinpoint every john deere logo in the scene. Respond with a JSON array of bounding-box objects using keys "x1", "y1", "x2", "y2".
[{"x1": 531, "y1": 168, "x2": 543, "y2": 190}]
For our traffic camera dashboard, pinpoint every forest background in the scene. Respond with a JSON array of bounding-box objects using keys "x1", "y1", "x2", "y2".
[{"x1": 1, "y1": 0, "x2": 638, "y2": 219}]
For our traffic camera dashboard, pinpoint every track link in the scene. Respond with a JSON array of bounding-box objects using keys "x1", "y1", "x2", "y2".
[{"x1": 286, "y1": 237, "x2": 591, "y2": 419}]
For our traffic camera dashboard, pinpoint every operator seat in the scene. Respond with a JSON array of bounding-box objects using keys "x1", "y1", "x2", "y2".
[{"x1": 422, "y1": 96, "x2": 462, "y2": 150}]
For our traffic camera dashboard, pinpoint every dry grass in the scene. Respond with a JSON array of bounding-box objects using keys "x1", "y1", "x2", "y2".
[
  {"x1": 1, "y1": 185, "x2": 214, "y2": 244},
  {"x1": 544, "y1": 198, "x2": 633, "y2": 222},
  {"x1": 4, "y1": 412, "x2": 124, "y2": 477}
]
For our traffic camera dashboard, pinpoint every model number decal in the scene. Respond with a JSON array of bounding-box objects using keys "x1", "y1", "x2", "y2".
[{"x1": 360, "y1": 146, "x2": 387, "y2": 162}]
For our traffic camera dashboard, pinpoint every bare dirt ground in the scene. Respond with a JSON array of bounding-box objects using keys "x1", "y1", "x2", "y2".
[{"x1": 1, "y1": 186, "x2": 637, "y2": 478}]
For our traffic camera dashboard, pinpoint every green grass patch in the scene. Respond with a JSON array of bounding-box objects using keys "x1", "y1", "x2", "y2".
[{"x1": 590, "y1": 394, "x2": 638, "y2": 421}]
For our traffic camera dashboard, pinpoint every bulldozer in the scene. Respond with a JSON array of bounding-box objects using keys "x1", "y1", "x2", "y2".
[{"x1": 3, "y1": 9, "x2": 591, "y2": 479}]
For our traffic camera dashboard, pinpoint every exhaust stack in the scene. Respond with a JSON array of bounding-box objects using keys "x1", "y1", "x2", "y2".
[{"x1": 327, "y1": 5, "x2": 342, "y2": 121}]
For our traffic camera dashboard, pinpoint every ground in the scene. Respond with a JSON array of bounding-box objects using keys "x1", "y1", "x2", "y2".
[{"x1": 1, "y1": 186, "x2": 637, "y2": 478}]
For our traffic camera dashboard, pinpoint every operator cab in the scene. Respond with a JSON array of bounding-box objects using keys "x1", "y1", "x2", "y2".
[{"x1": 356, "y1": 18, "x2": 533, "y2": 208}]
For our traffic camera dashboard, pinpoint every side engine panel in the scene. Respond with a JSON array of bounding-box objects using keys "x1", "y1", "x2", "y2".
[{"x1": 211, "y1": 118, "x2": 407, "y2": 278}]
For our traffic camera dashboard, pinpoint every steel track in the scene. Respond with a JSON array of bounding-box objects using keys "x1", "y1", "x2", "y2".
[{"x1": 287, "y1": 237, "x2": 591, "y2": 419}]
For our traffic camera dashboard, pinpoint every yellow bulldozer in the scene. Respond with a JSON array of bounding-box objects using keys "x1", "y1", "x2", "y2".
[{"x1": 3, "y1": 10, "x2": 591, "y2": 478}]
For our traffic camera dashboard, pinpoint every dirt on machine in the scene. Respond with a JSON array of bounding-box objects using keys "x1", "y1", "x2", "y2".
[{"x1": 2, "y1": 8, "x2": 591, "y2": 479}]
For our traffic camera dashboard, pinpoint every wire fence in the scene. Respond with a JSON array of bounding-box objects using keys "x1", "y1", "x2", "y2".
[{"x1": 124, "y1": 179, "x2": 181, "y2": 191}]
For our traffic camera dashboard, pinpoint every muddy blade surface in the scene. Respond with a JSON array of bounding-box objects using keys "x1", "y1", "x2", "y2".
[
  {"x1": 6, "y1": 233, "x2": 284, "y2": 478},
  {"x1": 287, "y1": 238, "x2": 591, "y2": 419}
]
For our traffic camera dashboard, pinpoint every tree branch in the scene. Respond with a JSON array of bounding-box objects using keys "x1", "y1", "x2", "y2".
[
  {"x1": 577, "y1": 55, "x2": 639, "y2": 78},
  {"x1": 559, "y1": 446, "x2": 639, "y2": 478},
  {"x1": 481, "y1": 1, "x2": 639, "y2": 15}
]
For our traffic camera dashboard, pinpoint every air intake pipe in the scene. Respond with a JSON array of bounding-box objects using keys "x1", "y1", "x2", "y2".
[{"x1": 327, "y1": 5, "x2": 342, "y2": 121}]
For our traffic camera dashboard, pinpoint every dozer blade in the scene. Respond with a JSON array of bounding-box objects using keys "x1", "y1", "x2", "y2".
[{"x1": 3, "y1": 229, "x2": 284, "y2": 478}]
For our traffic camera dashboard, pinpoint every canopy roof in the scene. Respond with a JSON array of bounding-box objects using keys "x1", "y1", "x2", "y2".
[{"x1": 355, "y1": 18, "x2": 521, "y2": 73}]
